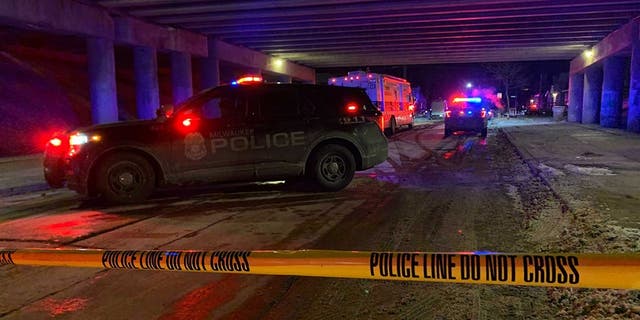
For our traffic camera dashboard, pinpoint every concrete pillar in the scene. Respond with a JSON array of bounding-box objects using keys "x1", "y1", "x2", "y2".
[
  {"x1": 628, "y1": 35, "x2": 640, "y2": 132},
  {"x1": 170, "y1": 51, "x2": 193, "y2": 104},
  {"x1": 133, "y1": 46, "x2": 159, "y2": 120},
  {"x1": 582, "y1": 66, "x2": 602, "y2": 124},
  {"x1": 568, "y1": 73, "x2": 584, "y2": 122},
  {"x1": 201, "y1": 37, "x2": 220, "y2": 89},
  {"x1": 201, "y1": 57, "x2": 220, "y2": 89},
  {"x1": 87, "y1": 38, "x2": 118, "y2": 124},
  {"x1": 600, "y1": 57, "x2": 625, "y2": 128}
]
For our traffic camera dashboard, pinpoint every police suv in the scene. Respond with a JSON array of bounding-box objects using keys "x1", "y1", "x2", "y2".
[
  {"x1": 44, "y1": 78, "x2": 388, "y2": 203},
  {"x1": 444, "y1": 97, "x2": 489, "y2": 138}
]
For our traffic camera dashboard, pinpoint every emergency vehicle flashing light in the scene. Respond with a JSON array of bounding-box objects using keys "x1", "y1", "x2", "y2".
[
  {"x1": 232, "y1": 76, "x2": 263, "y2": 85},
  {"x1": 453, "y1": 97, "x2": 482, "y2": 103}
]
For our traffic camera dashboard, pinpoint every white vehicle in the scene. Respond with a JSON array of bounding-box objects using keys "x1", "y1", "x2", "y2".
[
  {"x1": 429, "y1": 99, "x2": 447, "y2": 119},
  {"x1": 329, "y1": 71, "x2": 414, "y2": 135}
]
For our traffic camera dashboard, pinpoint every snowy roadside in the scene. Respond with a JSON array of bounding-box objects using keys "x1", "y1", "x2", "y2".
[
  {"x1": 500, "y1": 121, "x2": 640, "y2": 319},
  {"x1": 0, "y1": 153, "x2": 49, "y2": 196}
]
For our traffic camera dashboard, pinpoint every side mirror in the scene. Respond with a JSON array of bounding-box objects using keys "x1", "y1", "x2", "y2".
[{"x1": 156, "y1": 104, "x2": 174, "y2": 121}]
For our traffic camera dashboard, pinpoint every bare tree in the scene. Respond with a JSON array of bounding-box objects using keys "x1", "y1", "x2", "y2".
[{"x1": 484, "y1": 63, "x2": 529, "y2": 111}]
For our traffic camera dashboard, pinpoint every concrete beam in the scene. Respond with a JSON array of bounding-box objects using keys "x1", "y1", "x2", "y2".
[
  {"x1": 0, "y1": 0, "x2": 113, "y2": 38},
  {"x1": 570, "y1": 18, "x2": 637, "y2": 75},
  {"x1": 209, "y1": 38, "x2": 315, "y2": 83},
  {"x1": 114, "y1": 17, "x2": 207, "y2": 57}
]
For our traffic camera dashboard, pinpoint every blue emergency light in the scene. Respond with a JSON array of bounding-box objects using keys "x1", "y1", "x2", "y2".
[{"x1": 453, "y1": 97, "x2": 482, "y2": 103}]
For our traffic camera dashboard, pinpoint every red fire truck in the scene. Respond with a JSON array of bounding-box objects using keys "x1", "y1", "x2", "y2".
[{"x1": 329, "y1": 71, "x2": 414, "y2": 135}]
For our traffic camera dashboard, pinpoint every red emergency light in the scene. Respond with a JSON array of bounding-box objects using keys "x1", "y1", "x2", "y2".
[{"x1": 234, "y1": 76, "x2": 263, "y2": 85}]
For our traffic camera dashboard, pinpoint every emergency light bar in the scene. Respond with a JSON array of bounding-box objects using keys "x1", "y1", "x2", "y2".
[
  {"x1": 453, "y1": 97, "x2": 482, "y2": 103},
  {"x1": 232, "y1": 76, "x2": 263, "y2": 85}
]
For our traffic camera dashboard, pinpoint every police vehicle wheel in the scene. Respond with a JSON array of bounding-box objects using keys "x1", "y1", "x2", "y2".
[
  {"x1": 96, "y1": 153, "x2": 155, "y2": 204},
  {"x1": 44, "y1": 170, "x2": 64, "y2": 188},
  {"x1": 310, "y1": 145, "x2": 355, "y2": 191},
  {"x1": 480, "y1": 128, "x2": 488, "y2": 138}
]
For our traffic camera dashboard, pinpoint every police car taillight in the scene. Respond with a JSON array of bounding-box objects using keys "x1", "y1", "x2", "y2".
[
  {"x1": 480, "y1": 108, "x2": 487, "y2": 118},
  {"x1": 346, "y1": 104, "x2": 358, "y2": 113},
  {"x1": 49, "y1": 138, "x2": 62, "y2": 147}
]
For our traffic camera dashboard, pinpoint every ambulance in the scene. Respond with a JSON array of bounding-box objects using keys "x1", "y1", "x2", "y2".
[{"x1": 329, "y1": 71, "x2": 414, "y2": 135}]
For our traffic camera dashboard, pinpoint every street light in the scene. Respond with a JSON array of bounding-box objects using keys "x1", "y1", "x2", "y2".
[
  {"x1": 583, "y1": 49, "x2": 594, "y2": 59},
  {"x1": 552, "y1": 91, "x2": 559, "y2": 104},
  {"x1": 466, "y1": 82, "x2": 473, "y2": 89}
]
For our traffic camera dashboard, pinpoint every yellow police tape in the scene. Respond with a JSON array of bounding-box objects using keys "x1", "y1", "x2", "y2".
[{"x1": 1, "y1": 249, "x2": 639, "y2": 289}]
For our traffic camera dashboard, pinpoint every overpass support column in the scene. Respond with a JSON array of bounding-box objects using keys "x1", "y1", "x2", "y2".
[
  {"x1": 628, "y1": 34, "x2": 640, "y2": 132},
  {"x1": 170, "y1": 52, "x2": 193, "y2": 104},
  {"x1": 201, "y1": 37, "x2": 220, "y2": 89},
  {"x1": 568, "y1": 73, "x2": 584, "y2": 122},
  {"x1": 600, "y1": 57, "x2": 625, "y2": 128},
  {"x1": 582, "y1": 66, "x2": 602, "y2": 124},
  {"x1": 201, "y1": 57, "x2": 220, "y2": 89},
  {"x1": 133, "y1": 47, "x2": 160, "y2": 120},
  {"x1": 87, "y1": 38, "x2": 118, "y2": 124}
]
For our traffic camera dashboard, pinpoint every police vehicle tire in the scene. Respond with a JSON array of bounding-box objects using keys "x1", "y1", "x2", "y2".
[
  {"x1": 44, "y1": 170, "x2": 64, "y2": 188},
  {"x1": 309, "y1": 145, "x2": 356, "y2": 191},
  {"x1": 95, "y1": 153, "x2": 155, "y2": 204},
  {"x1": 480, "y1": 128, "x2": 488, "y2": 137}
]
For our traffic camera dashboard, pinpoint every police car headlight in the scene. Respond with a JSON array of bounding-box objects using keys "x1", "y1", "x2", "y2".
[{"x1": 69, "y1": 133, "x2": 89, "y2": 146}]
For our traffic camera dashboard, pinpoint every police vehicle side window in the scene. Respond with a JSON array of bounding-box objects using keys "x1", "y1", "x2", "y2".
[
  {"x1": 259, "y1": 88, "x2": 300, "y2": 121},
  {"x1": 201, "y1": 93, "x2": 245, "y2": 121}
]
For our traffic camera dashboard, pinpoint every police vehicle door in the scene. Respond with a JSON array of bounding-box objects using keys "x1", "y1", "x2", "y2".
[
  {"x1": 171, "y1": 87, "x2": 255, "y2": 183},
  {"x1": 253, "y1": 86, "x2": 309, "y2": 178}
]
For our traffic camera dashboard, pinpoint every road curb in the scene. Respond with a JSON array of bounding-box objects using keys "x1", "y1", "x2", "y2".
[{"x1": 499, "y1": 128, "x2": 571, "y2": 213}]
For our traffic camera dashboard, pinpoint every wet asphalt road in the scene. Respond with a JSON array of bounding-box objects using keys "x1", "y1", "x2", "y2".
[{"x1": 0, "y1": 123, "x2": 561, "y2": 319}]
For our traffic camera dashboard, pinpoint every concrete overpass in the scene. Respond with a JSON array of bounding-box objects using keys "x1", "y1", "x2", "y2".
[
  {"x1": 568, "y1": 18, "x2": 640, "y2": 132},
  {"x1": 1, "y1": 0, "x2": 640, "y2": 129},
  {"x1": 0, "y1": 0, "x2": 316, "y2": 124}
]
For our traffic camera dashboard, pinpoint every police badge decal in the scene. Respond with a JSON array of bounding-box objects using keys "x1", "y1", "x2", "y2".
[{"x1": 184, "y1": 132, "x2": 207, "y2": 160}]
